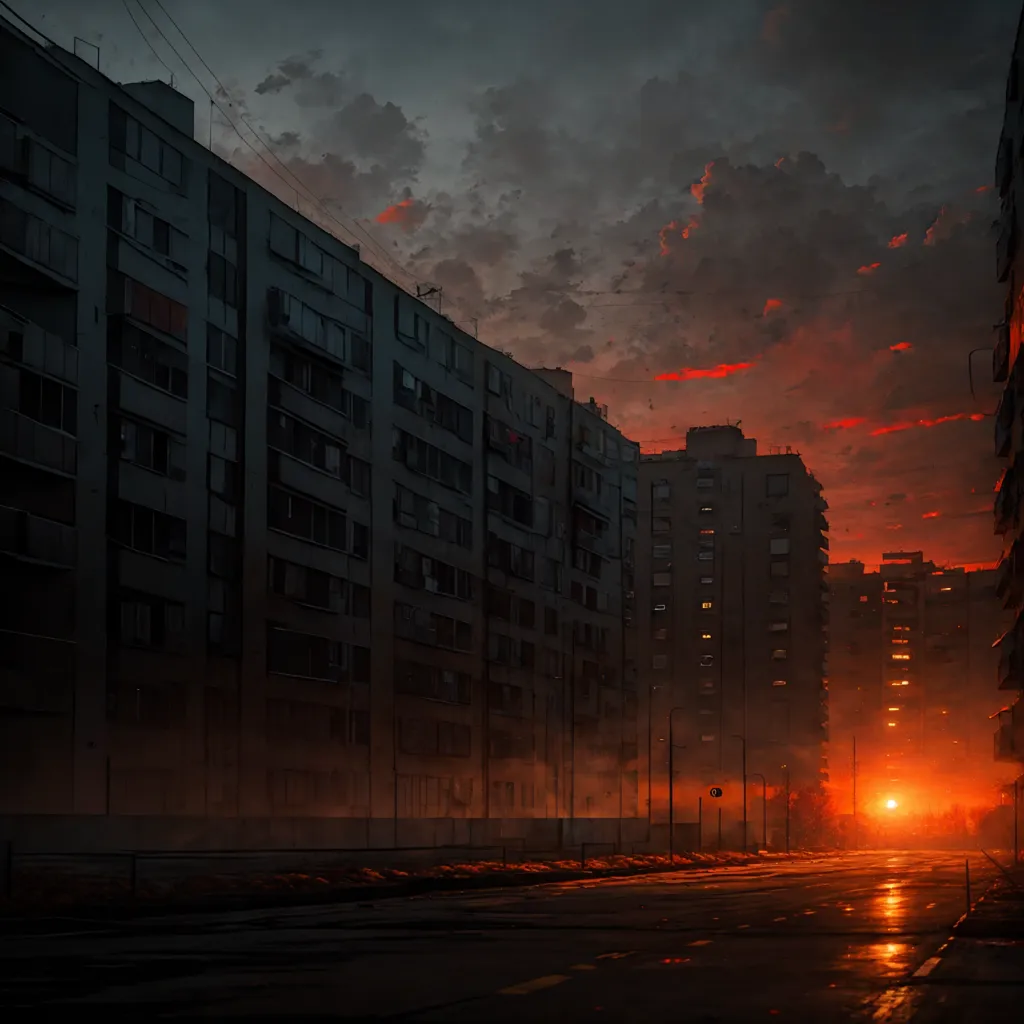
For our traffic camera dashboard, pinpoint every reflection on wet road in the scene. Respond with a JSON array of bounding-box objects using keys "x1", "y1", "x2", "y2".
[{"x1": 0, "y1": 851, "x2": 995, "y2": 1021}]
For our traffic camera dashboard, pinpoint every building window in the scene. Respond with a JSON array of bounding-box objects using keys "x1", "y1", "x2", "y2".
[
  {"x1": 699, "y1": 505, "x2": 714, "y2": 514},
  {"x1": 770, "y1": 560, "x2": 790, "y2": 578},
  {"x1": 120, "y1": 418, "x2": 185, "y2": 479},
  {"x1": 700, "y1": 631, "x2": 712, "y2": 640},
  {"x1": 766, "y1": 473, "x2": 789, "y2": 497},
  {"x1": 770, "y1": 538, "x2": 790, "y2": 555},
  {"x1": 652, "y1": 516, "x2": 671, "y2": 533},
  {"x1": 891, "y1": 653, "x2": 911, "y2": 661},
  {"x1": 18, "y1": 368, "x2": 77, "y2": 435},
  {"x1": 700, "y1": 576, "x2": 714, "y2": 585},
  {"x1": 110, "y1": 322, "x2": 188, "y2": 398},
  {"x1": 859, "y1": 595, "x2": 868, "y2": 603},
  {"x1": 114, "y1": 500, "x2": 187, "y2": 562},
  {"x1": 696, "y1": 474, "x2": 714, "y2": 490},
  {"x1": 769, "y1": 621, "x2": 789, "y2": 632},
  {"x1": 109, "y1": 104, "x2": 184, "y2": 186},
  {"x1": 699, "y1": 654, "x2": 714, "y2": 667},
  {"x1": 119, "y1": 275, "x2": 188, "y2": 341},
  {"x1": 700, "y1": 528, "x2": 715, "y2": 537},
  {"x1": 653, "y1": 543, "x2": 672, "y2": 559},
  {"x1": 652, "y1": 482, "x2": 670, "y2": 501},
  {"x1": 771, "y1": 649, "x2": 788, "y2": 660},
  {"x1": 772, "y1": 679, "x2": 787, "y2": 687},
  {"x1": 652, "y1": 572, "x2": 672, "y2": 587},
  {"x1": 769, "y1": 590, "x2": 789, "y2": 604},
  {"x1": 652, "y1": 654, "x2": 668, "y2": 670},
  {"x1": 206, "y1": 324, "x2": 238, "y2": 376},
  {"x1": 119, "y1": 592, "x2": 186, "y2": 651},
  {"x1": 697, "y1": 551, "x2": 714, "y2": 562},
  {"x1": 701, "y1": 600, "x2": 714, "y2": 611}
]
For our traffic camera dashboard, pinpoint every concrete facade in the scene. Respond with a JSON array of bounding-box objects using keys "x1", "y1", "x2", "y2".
[
  {"x1": 636, "y1": 426, "x2": 828, "y2": 849},
  {"x1": 0, "y1": 17, "x2": 640, "y2": 828},
  {"x1": 993, "y1": 13, "x2": 1024, "y2": 796}
]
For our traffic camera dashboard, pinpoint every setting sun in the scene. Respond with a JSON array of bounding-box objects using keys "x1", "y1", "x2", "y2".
[{"x1": 885, "y1": 799, "x2": 899, "y2": 810}]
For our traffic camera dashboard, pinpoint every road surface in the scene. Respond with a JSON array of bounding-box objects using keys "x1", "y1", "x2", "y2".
[{"x1": 0, "y1": 851, "x2": 1001, "y2": 1020}]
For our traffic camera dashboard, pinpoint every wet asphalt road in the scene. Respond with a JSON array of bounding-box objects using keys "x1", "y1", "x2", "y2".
[{"x1": 0, "y1": 851, "x2": 999, "y2": 1021}]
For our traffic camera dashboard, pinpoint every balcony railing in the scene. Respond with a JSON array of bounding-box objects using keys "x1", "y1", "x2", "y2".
[
  {"x1": 0, "y1": 408, "x2": 77, "y2": 476},
  {"x1": 0, "y1": 505, "x2": 76, "y2": 567},
  {"x1": 0, "y1": 303, "x2": 78, "y2": 383},
  {"x1": 993, "y1": 704, "x2": 1022, "y2": 763},
  {"x1": 994, "y1": 321, "x2": 1010, "y2": 383}
]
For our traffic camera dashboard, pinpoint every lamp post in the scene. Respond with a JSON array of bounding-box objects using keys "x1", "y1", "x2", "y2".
[
  {"x1": 782, "y1": 764, "x2": 791, "y2": 854},
  {"x1": 732, "y1": 733, "x2": 748, "y2": 851},
  {"x1": 749, "y1": 772, "x2": 767, "y2": 850},
  {"x1": 668, "y1": 707, "x2": 686, "y2": 863}
]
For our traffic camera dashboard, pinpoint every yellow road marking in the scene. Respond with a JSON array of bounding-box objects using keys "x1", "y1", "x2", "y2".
[
  {"x1": 773, "y1": 916, "x2": 786, "y2": 922},
  {"x1": 500, "y1": 975, "x2": 570, "y2": 996},
  {"x1": 912, "y1": 957, "x2": 942, "y2": 979}
]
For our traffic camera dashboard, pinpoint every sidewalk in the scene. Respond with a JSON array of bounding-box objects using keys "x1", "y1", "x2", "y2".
[{"x1": 908, "y1": 865, "x2": 1024, "y2": 1023}]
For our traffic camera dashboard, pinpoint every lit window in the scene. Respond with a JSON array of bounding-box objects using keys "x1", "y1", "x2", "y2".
[
  {"x1": 888, "y1": 707, "x2": 900, "y2": 711},
  {"x1": 699, "y1": 505, "x2": 714, "y2": 514},
  {"x1": 772, "y1": 679, "x2": 787, "y2": 687},
  {"x1": 859, "y1": 595, "x2": 868, "y2": 603},
  {"x1": 700, "y1": 631, "x2": 712, "y2": 640},
  {"x1": 700, "y1": 576, "x2": 714, "y2": 585},
  {"x1": 940, "y1": 586, "x2": 952, "y2": 592},
  {"x1": 700, "y1": 528, "x2": 715, "y2": 537},
  {"x1": 891, "y1": 638, "x2": 909, "y2": 644},
  {"x1": 891, "y1": 653, "x2": 910, "y2": 661},
  {"x1": 771, "y1": 649, "x2": 788, "y2": 660},
  {"x1": 887, "y1": 722, "x2": 897, "y2": 727},
  {"x1": 890, "y1": 680, "x2": 910, "y2": 687},
  {"x1": 701, "y1": 600, "x2": 713, "y2": 611}
]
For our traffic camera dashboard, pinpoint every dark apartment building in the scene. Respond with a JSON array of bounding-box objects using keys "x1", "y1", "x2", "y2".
[
  {"x1": 0, "y1": 15, "x2": 640, "y2": 824},
  {"x1": 636, "y1": 426, "x2": 829, "y2": 848},
  {"x1": 993, "y1": 13, "x2": 1024, "y2": 805}
]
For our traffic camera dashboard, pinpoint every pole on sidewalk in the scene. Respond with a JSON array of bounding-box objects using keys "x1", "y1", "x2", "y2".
[
  {"x1": 1014, "y1": 780, "x2": 1019, "y2": 868},
  {"x1": 698, "y1": 796, "x2": 703, "y2": 852},
  {"x1": 965, "y1": 858, "x2": 971, "y2": 914}
]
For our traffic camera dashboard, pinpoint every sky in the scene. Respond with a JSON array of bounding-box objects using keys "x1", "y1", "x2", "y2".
[{"x1": 19, "y1": 0, "x2": 1022, "y2": 567}]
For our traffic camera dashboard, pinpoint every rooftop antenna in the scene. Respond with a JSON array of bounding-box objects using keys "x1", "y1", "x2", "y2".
[{"x1": 72, "y1": 37, "x2": 99, "y2": 70}]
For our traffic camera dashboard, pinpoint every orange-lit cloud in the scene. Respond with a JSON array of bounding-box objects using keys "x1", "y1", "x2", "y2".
[
  {"x1": 976, "y1": 185, "x2": 992, "y2": 193},
  {"x1": 762, "y1": 298, "x2": 783, "y2": 316},
  {"x1": 922, "y1": 511, "x2": 941, "y2": 519},
  {"x1": 654, "y1": 360, "x2": 756, "y2": 382},
  {"x1": 924, "y1": 205, "x2": 948, "y2": 246},
  {"x1": 887, "y1": 233, "x2": 908, "y2": 249},
  {"x1": 658, "y1": 215, "x2": 700, "y2": 255},
  {"x1": 870, "y1": 412, "x2": 986, "y2": 436},
  {"x1": 375, "y1": 197, "x2": 427, "y2": 231},
  {"x1": 774, "y1": 156, "x2": 786, "y2": 168},
  {"x1": 822, "y1": 417, "x2": 867, "y2": 431},
  {"x1": 889, "y1": 342, "x2": 913, "y2": 352},
  {"x1": 690, "y1": 162, "x2": 714, "y2": 204},
  {"x1": 857, "y1": 262, "x2": 881, "y2": 276}
]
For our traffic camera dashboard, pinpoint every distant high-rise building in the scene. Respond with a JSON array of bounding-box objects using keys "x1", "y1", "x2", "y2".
[
  {"x1": 828, "y1": 554, "x2": 1008, "y2": 810},
  {"x1": 637, "y1": 426, "x2": 829, "y2": 848}
]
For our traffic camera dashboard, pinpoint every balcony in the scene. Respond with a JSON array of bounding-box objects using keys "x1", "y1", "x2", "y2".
[
  {"x1": 994, "y1": 321, "x2": 1010, "y2": 383},
  {"x1": 995, "y1": 618, "x2": 1024, "y2": 690},
  {"x1": 995, "y1": 384, "x2": 1015, "y2": 458},
  {"x1": 0, "y1": 505, "x2": 76, "y2": 568},
  {"x1": 0, "y1": 305, "x2": 77, "y2": 384},
  {"x1": 996, "y1": 540, "x2": 1022, "y2": 609},
  {"x1": 993, "y1": 703, "x2": 1023, "y2": 764},
  {"x1": 995, "y1": 458, "x2": 1020, "y2": 536},
  {"x1": 0, "y1": 408, "x2": 76, "y2": 476},
  {"x1": 997, "y1": 197, "x2": 1017, "y2": 284},
  {"x1": 0, "y1": 197, "x2": 78, "y2": 287}
]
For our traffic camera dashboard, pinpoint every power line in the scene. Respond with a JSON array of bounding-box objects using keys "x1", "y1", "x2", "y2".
[
  {"x1": 140, "y1": 0, "x2": 422, "y2": 289},
  {"x1": 120, "y1": 0, "x2": 174, "y2": 80}
]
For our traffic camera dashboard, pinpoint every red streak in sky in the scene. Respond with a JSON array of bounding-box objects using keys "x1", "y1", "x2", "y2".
[
  {"x1": 870, "y1": 412, "x2": 986, "y2": 436},
  {"x1": 762, "y1": 298, "x2": 783, "y2": 316},
  {"x1": 889, "y1": 342, "x2": 913, "y2": 352},
  {"x1": 822, "y1": 417, "x2": 866, "y2": 431},
  {"x1": 654, "y1": 361, "x2": 755, "y2": 382},
  {"x1": 887, "y1": 233, "x2": 908, "y2": 249},
  {"x1": 857, "y1": 262, "x2": 881, "y2": 276},
  {"x1": 922, "y1": 511, "x2": 940, "y2": 519},
  {"x1": 375, "y1": 197, "x2": 417, "y2": 226},
  {"x1": 924, "y1": 206, "x2": 947, "y2": 246}
]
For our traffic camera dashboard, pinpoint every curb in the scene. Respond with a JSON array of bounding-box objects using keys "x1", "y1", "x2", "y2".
[{"x1": 0, "y1": 855, "x2": 794, "y2": 935}]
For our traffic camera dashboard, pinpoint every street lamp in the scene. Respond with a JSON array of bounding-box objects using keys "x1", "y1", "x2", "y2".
[
  {"x1": 781, "y1": 764, "x2": 791, "y2": 854},
  {"x1": 668, "y1": 707, "x2": 686, "y2": 863},
  {"x1": 748, "y1": 772, "x2": 767, "y2": 850},
  {"x1": 732, "y1": 733, "x2": 748, "y2": 851}
]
